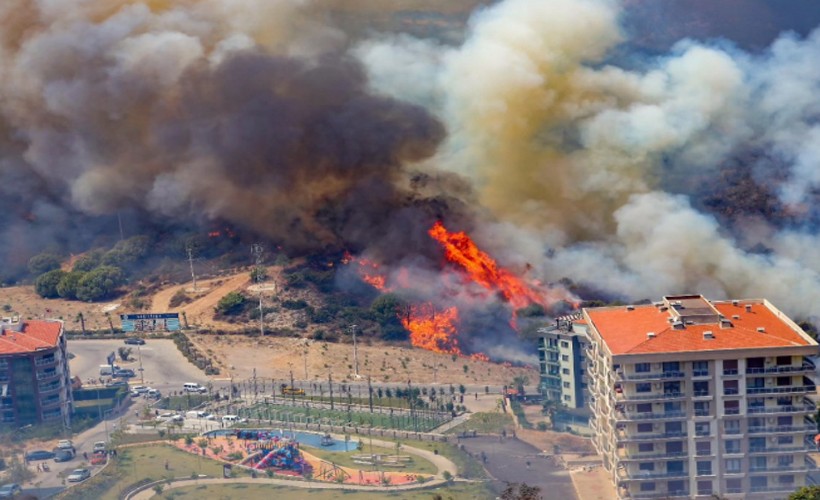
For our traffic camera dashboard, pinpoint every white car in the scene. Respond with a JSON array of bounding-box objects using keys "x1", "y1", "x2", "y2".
[
  {"x1": 92, "y1": 441, "x2": 106, "y2": 453},
  {"x1": 131, "y1": 385, "x2": 148, "y2": 393},
  {"x1": 67, "y1": 468, "x2": 91, "y2": 482},
  {"x1": 57, "y1": 439, "x2": 74, "y2": 450}
]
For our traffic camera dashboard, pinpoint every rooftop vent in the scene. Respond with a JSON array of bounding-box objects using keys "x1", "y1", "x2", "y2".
[
  {"x1": 720, "y1": 319, "x2": 733, "y2": 329},
  {"x1": 745, "y1": 304, "x2": 752, "y2": 313},
  {"x1": 732, "y1": 300, "x2": 739, "y2": 306},
  {"x1": 732, "y1": 315, "x2": 740, "y2": 320},
  {"x1": 659, "y1": 306, "x2": 668, "y2": 312},
  {"x1": 672, "y1": 321, "x2": 684, "y2": 330},
  {"x1": 703, "y1": 331, "x2": 714, "y2": 340},
  {"x1": 653, "y1": 302, "x2": 663, "y2": 308},
  {"x1": 626, "y1": 305, "x2": 635, "y2": 311},
  {"x1": 757, "y1": 327, "x2": 766, "y2": 333},
  {"x1": 646, "y1": 332, "x2": 656, "y2": 339}
]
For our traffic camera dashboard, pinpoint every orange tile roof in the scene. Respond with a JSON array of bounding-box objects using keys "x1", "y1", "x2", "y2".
[
  {"x1": 0, "y1": 320, "x2": 63, "y2": 356},
  {"x1": 586, "y1": 300, "x2": 814, "y2": 356}
]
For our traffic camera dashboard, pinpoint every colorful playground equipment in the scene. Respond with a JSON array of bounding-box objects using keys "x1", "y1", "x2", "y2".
[{"x1": 243, "y1": 434, "x2": 307, "y2": 473}]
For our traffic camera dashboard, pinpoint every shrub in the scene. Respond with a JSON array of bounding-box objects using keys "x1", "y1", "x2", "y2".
[
  {"x1": 57, "y1": 271, "x2": 85, "y2": 299},
  {"x1": 281, "y1": 299, "x2": 308, "y2": 310},
  {"x1": 72, "y1": 250, "x2": 105, "y2": 272},
  {"x1": 250, "y1": 266, "x2": 267, "y2": 282},
  {"x1": 76, "y1": 266, "x2": 125, "y2": 302},
  {"x1": 28, "y1": 253, "x2": 61, "y2": 276},
  {"x1": 35, "y1": 269, "x2": 66, "y2": 298},
  {"x1": 169, "y1": 289, "x2": 191, "y2": 308},
  {"x1": 216, "y1": 292, "x2": 246, "y2": 316}
]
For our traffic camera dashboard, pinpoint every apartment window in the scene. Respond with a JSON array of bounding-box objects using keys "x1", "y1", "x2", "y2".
[
  {"x1": 692, "y1": 360, "x2": 709, "y2": 376},
  {"x1": 724, "y1": 419, "x2": 740, "y2": 435},
  {"x1": 695, "y1": 422, "x2": 710, "y2": 436},
  {"x1": 777, "y1": 376, "x2": 791, "y2": 387},
  {"x1": 723, "y1": 359, "x2": 738, "y2": 375},
  {"x1": 636, "y1": 403, "x2": 652, "y2": 413},
  {"x1": 725, "y1": 440, "x2": 741, "y2": 454},
  {"x1": 778, "y1": 455, "x2": 794, "y2": 467},
  {"x1": 696, "y1": 461, "x2": 712, "y2": 476},
  {"x1": 637, "y1": 423, "x2": 653, "y2": 433},
  {"x1": 663, "y1": 381, "x2": 680, "y2": 394},
  {"x1": 693, "y1": 381, "x2": 709, "y2": 396},
  {"x1": 776, "y1": 356, "x2": 791, "y2": 366},
  {"x1": 638, "y1": 443, "x2": 654, "y2": 453},
  {"x1": 636, "y1": 382, "x2": 651, "y2": 393},
  {"x1": 562, "y1": 368, "x2": 569, "y2": 375},
  {"x1": 726, "y1": 478, "x2": 742, "y2": 493},
  {"x1": 561, "y1": 355, "x2": 569, "y2": 362},
  {"x1": 640, "y1": 482, "x2": 656, "y2": 492},
  {"x1": 748, "y1": 397, "x2": 765, "y2": 408},
  {"x1": 667, "y1": 461, "x2": 685, "y2": 474},
  {"x1": 694, "y1": 401, "x2": 710, "y2": 416},
  {"x1": 777, "y1": 416, "x2": 791, "y2": 426},
  {"x1": 751, "y1": 456, "x2": 767, "y2": 469},
  {"x1": 697, "y1": 480, "x2": 713, "y2": 495},
  {"x1": 748, "y1": 377, "x2": 764, "y2": 388},
  {"x1": 663, "y1": 402, "x2": 681, "y2": 413},
  {"x1": 666, "y1": 441, "x2": 683, "y2": 454},
  {"x1": 725, "y1": 458, "x2": 741, "y2": 473},
  {"x1": 563, "y1": 395, "x2": 571, "y2": 401},
  {"x1": 749, "y1": 437, "x2": 765, "y2": 451},
  {"x1": 662, "y1": 361, "x2": 680, "y2": 373},
  {"x1": 778, "y1": 475, "x2": 795, "y2": 485},
  {"x1": 749, "y1": 417, "x2": 764, "y2": 428},
  {"x1": 777, "y1": 435, "x2": 794, "y2": 445},
  {"x1": 665, "y1": 421, "x2": 682, "y2": 435},
  {"x1": 560, "y1": 341, "x2": 569, "y2": 348},
  {"x1": 563, "y1": 382, "x2": 570, "y2": 388},
  {"x1": 639, "y1": 462, "x2": 655, "y2": 472},
  {"x1": 667, "y1": 480, "x2": 685, "y2": 495},
  {"x1": 695, "y1": 441, "x2": 711, "y2": 456},
  {"x1": 724, "y1": 400, "x2": 740, "y2": 415},
  {"x1": 723, "y1": 380, "x2": 739, "y2": 395},
  {"x1": 747, "y1": 357, "x2": 765, "y2": 370},
  {"x1": 635, "y1": 363, "x2": 650, "y2": 373},
  {"x1": 777, "y1": 396, "x2": 792, "y2": 406},
  {"x1": 751, "y1": 476, "x2": 767, "y2": 488}
]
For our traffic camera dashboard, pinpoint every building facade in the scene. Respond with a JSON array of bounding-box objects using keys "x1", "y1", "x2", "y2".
[
  {"x1": 539, "y1": 313, "x2": 591, "y2": 410},
  {"x1": 0, "y1": 319, "x2": 73, "y2": 429},
  {"x1": 586, "y1": 295, "x2": 818, "y2": 499}
]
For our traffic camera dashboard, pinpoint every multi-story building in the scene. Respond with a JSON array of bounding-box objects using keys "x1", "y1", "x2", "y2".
[
  {"x1": 586, "y1": 295, "x2": 818, "y2": 500},
  {"x1": 0, "y1": 318, "x2": 72, "y2": 429},
  {"x1": 538, "y1": 313, "x2": 590, "y2": 410}
]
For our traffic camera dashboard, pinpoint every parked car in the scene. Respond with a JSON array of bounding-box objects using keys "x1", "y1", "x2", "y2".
[
  {"x1": 123, "y1": 338, "x2": 145, "y2": 345},
  {"x1": 113, "y1": 369, "x2": 135, "y2": 378},
  {"x1": 66, "y1": 468, "x2": 91, "y2": 482},
  {"x1": 57, "y1": 440, "x2": 74, "y2": 450},
  {"x1": 0, "y1": 483, "x2": 22, "y2": 498},
  {"x1": 24, "y1": 450, "x2": 55, "y2": 461},
  {"x1": 92, "y1": 441, "x2": 107, "y2": 453},
  {"x1": 146, "y1": 389, "x2": 161, "y2": 399},
  {"x1": 131, "y1": 385, "x2": 148, "y2": 393},
  {"x1": 53, "y1": 449, "x2": 75, "y2": 463}
]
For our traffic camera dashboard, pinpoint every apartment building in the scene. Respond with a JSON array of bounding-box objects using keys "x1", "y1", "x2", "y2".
[
  {"x1": 0, "y1": 318, "x2": 73, "y2": 429},
  {"x1": 538, "y1": 313, "x2": 590, "y2": 410},
  {"x1": 586, "y1": 295, "x2": 818, "y2": 499}
]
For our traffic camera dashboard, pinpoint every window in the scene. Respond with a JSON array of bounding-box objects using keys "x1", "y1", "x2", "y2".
[
  {"x1": 748, "y1": 397, "x2": 765, "y2": 408},
  {"x1": 776, "y1": 356, "x2": 791, "y2": 366},
  {"x1": 560, "y1": 341, "x2": 569, "y2": 348},
  {"x1": 694, "y1": 401, "x2": 710, "y2": 416},
  {"x1": 640, "y1": 482, "x2": 656, "y2": 492},
  {"x1": 697, "y1": 480, "x2": 713, "y2": 495},
  {"x1": 778, "y1": 455, "x2": 794, "y2": 467},
  {"x1": 777, "y1": 376, "x2": 791, "y2": 387},
  {"x1": 667, "y1": 461, "x2": 685, "y2": 474},
  {"x1": 724, "y1": 419, "x2": 740, "y2": 435},
  {"x1": 748, "y1": 377, "x2": 764, "y2": 388},
  {"x1": 725, "y1": 459, "x2": 741, "y2": 473},
  {"x1": 639, "y1": 462, "x2": 655, "y2": 471},
  {"x1": 723, "y1": 359, "x2": 738, "y2": 374},
  {"x1": 747, "y1": 357, "x2": 765, "y2": 370},
  {"x1": 662, "y1": 361, "x2": 680, "y2": 373},
  {"x1": 695, "y1": 441, "x2": 711, "y2": 456},
  {"x1": 637, "y1": 423, "x2": 653, "y2": 433},
  {"x1": 749, "y1": 437, "x2": 765, "y2": 451},
  {"x1": 561, "y1": 355, "x2": 569, "y2": 361},
  {"x1": 665, "y1": 421, "x2": 683, "y2": 434},
  {"x1": 751, "y1": 456, "x2": 767, "y2": 469},
  {"x1": 563, "y1": 382, "x2": 570, "y2": 388},
  {"x1": 778, "y1": 475, "x2": 795, "y2": 485},
  {"x1": 696, "y1": 461, "x2": 712, "y2": 476},
  {"x1": 563, "y1": 395, "x2": 571, "y2": 401},
  {"x1": 695, "y1": 422, "x2": 710, "y2": 436},
  {"x1": 635, "y1": 362, "x2": 650, "y2": 373},
  {"x1": 724, "y1": 400, "x2": 740, "y2": 415},
  {"x1": 638, "y1": 443, "x2": 654, "y2": 453},
  {"x1": 666, "y1": 441, "x2": 683, "y2": 454},
  {"x1": 777, "y1": 396, "x2": 792, "y2": 406},
  {"x1": 750, "y1": 476, "x2": 767, "y2": 488},
  {"x1": 777, "y1": 416, "x2": 791, "y2": 426},
  {"x1": 723, "y1": 380, "x2": 739, "y2": 395},
  {"x1": 663, "y1": 381, "x2": 680, "y2": 394},
  {"x1": 727, "y1": 478, "x2": 742, "y2": 493},
  {"x1": 777, "y1": 435, "x2": 794, "y2": 445},
  {"x1": 667, "y1": 480, "x2": 685, "y2": 495},
  {"x1": 693, "y1": 381, "x2": 709, "y2": 396},
  {"x1": 562, "y1": 368, "x2": 569, "y2": 375},
  {"x1": 636, "y1": 382, "x2": 651, "y2": 393},
  {"x1": 725, "y1": 440, "x2": 741, "y2": 454},
  {"x1": 692, "y1": 360, "x2": 709, "y2": 376},
  {"x1": 636, "y1": 403, "x2": 652, "y2": 413},
  {"x1": 663, "y1": 401, "x2": 681, "y2": 413}
]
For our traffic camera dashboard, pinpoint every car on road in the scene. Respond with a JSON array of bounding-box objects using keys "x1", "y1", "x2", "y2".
[
  {"x1": 92, "y1": 441, "x2": 107, "y2": 453},
  {"x1": 57, "y1": 440, "x2": 74, "y2": 450},
  {"x1": 123, "y1": 338, "x2": 145, "y2": 345},
  {"x1": 0, "y1": 483, "x2": 22, "y2": 498},
  {"x1": 113, "y1": 369, "x2": 135, "y2": 378},
  {"x1": 131, "y1": 385, "x2": 148, "y2": 393},
  {"x1": 146, "y1": 389, "x2": 161, "y2": 399},
  {"x1": 53, "y1": 449, "x2": 75, "y2": 462},
  {"x1": 24, "y1": 450, "x2": 55, "y2": 461},
  {"x1": 183, "y1": 382, "x2": 207, "y2": 393},
  {"x1": 66, "y1": 468, "x2": 91, "y2": 482}
]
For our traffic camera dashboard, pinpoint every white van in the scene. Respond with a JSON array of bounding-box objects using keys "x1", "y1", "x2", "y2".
[
  {"x1": 183, "y1": 382, "x2": 206, "y2": 393},
  {"x1": 99, "y1": 364, "x2": 120, "y2": 376},
  {"x1": 221, "y1": 415, "x2": 240, "y2": 424}
]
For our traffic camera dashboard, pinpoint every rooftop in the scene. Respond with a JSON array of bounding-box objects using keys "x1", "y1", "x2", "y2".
[
  {"x1": 585, "y1": 296, "x2": 816, "y2": 356},
  {"x1": 0, "y1": 320, "x2": 63, "y2": 356}
]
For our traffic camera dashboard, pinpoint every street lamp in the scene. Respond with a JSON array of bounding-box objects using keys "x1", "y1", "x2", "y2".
[{"x1": 350, "y1": 324, "x2": 359, "y2": 378}]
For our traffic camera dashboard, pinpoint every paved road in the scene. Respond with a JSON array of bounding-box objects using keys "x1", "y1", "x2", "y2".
[{"x1": 459, "y1": 436, "x2": 576, "y2": 500}]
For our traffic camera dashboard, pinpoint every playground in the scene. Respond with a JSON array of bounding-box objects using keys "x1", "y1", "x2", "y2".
[{"x1": 173, "y1": 429, "x2": 436, "y2": 486}]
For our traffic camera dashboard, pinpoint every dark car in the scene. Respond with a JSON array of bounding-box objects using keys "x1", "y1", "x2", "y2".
[
  {"x1": 124, "y1": 338, "x2": 145, "y2": 345},
  {"x1": 53, "y1": 449, "x2": 75, "y2": 462},
  {"x1": 0, "y1": 483, "x2": 22, "y2": 498},
  {"x1": 25, "y1": 450, "x2": 55, "y2": 461},
  {"x1": 113, "y1": 369, "x2": 135, "y2": 378}
]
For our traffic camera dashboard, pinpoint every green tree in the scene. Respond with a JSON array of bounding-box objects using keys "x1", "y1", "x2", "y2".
[
  {"x1": 102, "y1": 235, "x2": 151, "y2": 270},
  {"x1": 789, "y1": 485, "x2": 820, "y2": 500},
  {"x1": 250, "y1": 266, "x2": 267, "y2": 282},
  {"x1": 57, "y1": 271, "x2": 85, "y2": 299},
  {"x1": 34, "y1": 269, "x2": 66, "y2": 298},
  {"x1": 76, "y1": 265, "x2": 125, "y2": 301},
  {"x1": 216, "y1": 291, "x2": 246, "y2": 315},
  {"x1": 72, "y1": 250, "x2": 105, "y2": 272},
  {"x1": 512, "y1": 375, "x2": 530, "y2": 396},
  {"x1": 28, "y1": 253, "x2": 61, "y2": 276}
]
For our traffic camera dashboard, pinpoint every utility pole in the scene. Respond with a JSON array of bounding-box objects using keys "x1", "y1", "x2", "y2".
[
  {"x1": 186, "y1": 243, "x2": 198, "y2": 292},
  {"x1": 251, "y1": 244, "x2": 265, "y2": 336},
  {"x1": 350, "y1": 324, "x2": 359, "y2": 378},
  {"x1": 303, "y1": 340, "x2": 309, "y2": 380},
  {"x1": 329, "y1": 373, "x2": 334, "y2": 411}
]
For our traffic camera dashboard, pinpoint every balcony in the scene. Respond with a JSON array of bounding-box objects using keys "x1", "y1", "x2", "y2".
[
  {"x1": 748, "y1": 424, "x2": 816, "y2": 434},
  {"x1": 40, "y1": 397, "x2": 61, "y2": 408},
  {"x1": 747, "y1": 385, "x2": 816, "y2": 395},
  {"x1": 616, "y1": 431, "x2": 687, "y2": 442},
  {"x1": 35, "y1": 370, "x2": 59, "y2": 381},
  {"x1": 749, "y1": 464, "x2": 809, "y2": 473},
  {"x1": 628, "y1": 491, "x2": 689, "y2": 499},
  {"x1": 749, "y1": 445, "x2": 813, "y2": 454},
  {"x1": 616, "y1": 410, "x2": 686, "y2": 421},
  {"x1": 615, "y1": 391, "x2": 686, "y2": 402},
  {"x1": 748, "y1": 403, "x2": 815, "y2": 415},
  {"x1": 39, "y1": 382, "x2": 61, "y2": 393},
  {"x1": 616, "y1": 371, "x2": 686, "y2": 381},
  {"x1": 694, "y1": 408, "x2": 711, "y2": 417},
  {"x1": 746, "y1": 363, "x2": 816, "y2": 375},
  {"x1": 618, "y1": 451, "x2": 688, "y2": 461},
  {"x1": 750, "y1": 485, "x2": 802, "y2": 494},
  {"x1": 618, "y1": 469, "x2": 688, "y2": 480},
  {"x1": 723, "y1": 368, "x2": 740, "y2": 376},
  {"x1": 692, "y1": 369, "x2": 710, "y2": 377},
  {"x1": 34, "y1": 356, "x2": 57, "y2": 367}
]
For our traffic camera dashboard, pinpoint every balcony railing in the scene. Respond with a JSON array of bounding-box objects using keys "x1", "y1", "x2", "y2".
[
  {"x1": 628, "y1": 490, "x2": 689, "y2": 499},
  {"x1": 748, "y1": 424, "x2": 816, "y2": 434},
  {"x1": 618, "y1": 451, "x2": 688, "y2": 461},
  {"x1": 748, "y1": 404, "x2": 815, "y2": 414},
  {"x1": 749, "y1": 464, "x2": 808, "y2": 473},
  {"x1": 694, "y1": 409, "x2": 711, "y2": 417},
  {"x1": 35, "y1": 370, "x2": 59, "y2": 381},
  {"x1": 724, "y1": 388, "x2": 740, "y2": 395},
  {"x1": 618, "y1": 469, "x2": 688, "y2": 480},
  {"x1": 746, "y1": 364, "x2": 815, "y2": 374},
  {"x1": 692, "y1": 369, "x2": 710, "y2": 377},
  {"x1": 39, "y1": 382, "x2": 61, "y2": 393},
  {"x1": 616, "y1": 410, "x2": 686, "y2": 421},
  {"x1": 617, "y1": 431, "x2": 687, "y2": 442},
  {"x1": 723, "y1": 368, "x2": 740, "y2": 376},
  {"x1": 749, "y1": 445, "x2": 813, "y2": 454},
  {"x1": 616, "y1": 371, "x2": 685, "y2": 381},
  {"x1": 615, "y1": 392, "x2": 686, "y2": 402},
  {"x1": 34, "y1": 356, "x2": 56, "y2": 367},
  {"x1": 750, "y1": 485, "x2": 800, "y2": 493},
  {"x1": 747, "y1": 385, "x2": 816, "y2": 395}
]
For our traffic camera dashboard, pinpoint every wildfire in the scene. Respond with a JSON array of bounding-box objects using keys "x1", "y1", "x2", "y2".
[
  {"x1": 344, "y1": 252, "x2": 387, "y2": 291},
  {"x1": 428, "y1": 221, "x2": 550, "y2": 310},
  {"x1": 400, "y1": 304, "x2": 461, "y2": 355}
]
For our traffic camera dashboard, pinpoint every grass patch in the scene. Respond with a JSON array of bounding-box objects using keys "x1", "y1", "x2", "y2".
[
  {"x1": 305, "y1": 443, "x2": 437, "y2": 475},
  {"x1": 168, "y1": 481, "x2": 493, "y2": 499},
  {"x1": 390, "y1": 439, "x2": 487, "y2": 481},
  {"x1": 57, "y1": 444, "x2": 224, "y2": 500},
  {"x1": 509, "y1": 400, "x2": 532, "y2": 430},
  {"x1": 445, "y1": 412, "x2": 513, "y2": 435}
]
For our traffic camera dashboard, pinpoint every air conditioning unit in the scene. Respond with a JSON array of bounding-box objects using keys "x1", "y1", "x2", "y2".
[
  {"x1": 654, "y1": 383, "x2": 662, "y2": 390},
  {"x1": 767, "y1": 418, "x2": 776, "y2": 424},
  {"x1": 769, "y1": 436, "x2": 778, "y2": 443}
]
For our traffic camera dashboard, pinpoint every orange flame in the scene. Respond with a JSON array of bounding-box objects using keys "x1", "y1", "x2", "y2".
[
  {"x1": 401, "y1": 304, "x2": 461, "y2": 355},
  {"x1": 344, "y1": 252, "x2": 388, "y2": 291},
  {"x1": 428, "y1": 221, "x2": 549, "y2": 310}
]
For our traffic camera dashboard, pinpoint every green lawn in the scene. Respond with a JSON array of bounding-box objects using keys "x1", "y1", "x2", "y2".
[
  {"x1": 59, "y1": 444, "x2": 225, "y2": 500},
  {"x1": 445, "y1": 412, "x2": 514, "y2": 435},
  {"x1": 161, "y1": 481, "x2": 494, "y2": 499},
  {"x1": 304, "y1": 443, "x2": 437, "y2": 475},
  {"x1": 241, "y1": 403, "x2": 449, "y2": 432},
  {"x1": 396, "y1": 440, "x2": 487, "y2": 480}
]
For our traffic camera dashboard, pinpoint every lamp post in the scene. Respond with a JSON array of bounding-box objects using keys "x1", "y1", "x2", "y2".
[
  {"x1": 350, "y1": 324, "x2": 359, "y2": 379},
  {"x1": 137, "y1": 344, "x2": 144, "y2": 384}
]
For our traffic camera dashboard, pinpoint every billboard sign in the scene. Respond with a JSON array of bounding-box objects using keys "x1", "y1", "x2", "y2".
[{"x1": 120, "y1": 313, "x2": 181, "y2": 332}]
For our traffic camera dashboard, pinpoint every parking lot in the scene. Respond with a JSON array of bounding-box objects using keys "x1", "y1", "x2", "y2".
[{"x1": 67, "y1": 338, "x2": 210, "y2": 393}]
